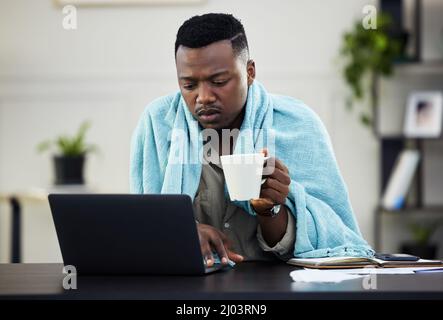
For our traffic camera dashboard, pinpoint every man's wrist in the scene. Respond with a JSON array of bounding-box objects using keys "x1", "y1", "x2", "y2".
[{"x1": 251, "y1": 202, "x2": 282, "y2": 218}]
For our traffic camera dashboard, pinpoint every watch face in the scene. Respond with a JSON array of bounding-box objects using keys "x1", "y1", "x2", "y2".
[
  {"x1": 271, "y1": 204, "x2": 281, "y2": 217},
  {"x1": 254, "y1": 204, "x2": 281, "y2": 217}
]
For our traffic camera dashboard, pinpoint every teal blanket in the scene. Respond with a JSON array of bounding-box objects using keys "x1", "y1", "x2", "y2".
[{"x1": 130, "y1": 80, "x2": 374, "y2": 258}]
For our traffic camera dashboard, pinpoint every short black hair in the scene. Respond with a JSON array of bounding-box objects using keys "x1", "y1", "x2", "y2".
[{"x1": 175, "y1": 13, "x2": 249, "y2": 60}]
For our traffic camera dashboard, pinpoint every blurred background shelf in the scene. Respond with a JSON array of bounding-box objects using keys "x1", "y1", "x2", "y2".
[
  {"x1": 374, "y1": 0, "x2": 443, "y2": 258},
  {"x1": 378, "y1": 205, "x2": 443, "y2": 214},
  {"x1": 394, "y1": 61, "x2": 443, "y2": 75},
  {"x1": 374, "y1": 130, "x2": 443, "y2": 256}
]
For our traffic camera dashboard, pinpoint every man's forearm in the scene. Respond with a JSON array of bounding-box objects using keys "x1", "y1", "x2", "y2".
[{"x1": 256, "y1": 206, "x2": 289, "y2": 247}]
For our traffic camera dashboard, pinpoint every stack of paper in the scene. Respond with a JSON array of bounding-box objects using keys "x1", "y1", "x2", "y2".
[
  {"x1": 289, "y1": 269, "x2": 364, "y2": 283},
  {"x1": 289, "y1": 267, "x2": 443, "y2": 283},
  {"x1": 287, "y1": 255, "x2": 442, "y2": 269}
]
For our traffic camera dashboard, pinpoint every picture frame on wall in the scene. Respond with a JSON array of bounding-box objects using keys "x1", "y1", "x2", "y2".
[{"x1": 404, "y1": 91, "x2": 443, "y2": 138}]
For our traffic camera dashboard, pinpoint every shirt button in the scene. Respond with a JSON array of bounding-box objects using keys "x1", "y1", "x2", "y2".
[{"x1": 224, "y1": 222, "x2": 230, "y2": 229}]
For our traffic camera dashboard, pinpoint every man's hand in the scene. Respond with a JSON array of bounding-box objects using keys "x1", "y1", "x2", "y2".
[
  {"x1": 197, "y1": 223, "x2": 244, "y2": 267},
  {"x1": 250, "y1": 149, "x2": 291, "y2": 215}
]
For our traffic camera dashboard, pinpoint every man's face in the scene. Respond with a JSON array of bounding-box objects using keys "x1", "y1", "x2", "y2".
[{"x1": 176, "y1": 40, "x2": 255, "y2": 130}]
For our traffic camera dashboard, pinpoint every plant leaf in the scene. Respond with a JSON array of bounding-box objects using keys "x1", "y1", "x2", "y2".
[
  {"x1": 359, "y1": 113, "x2": 372, "y2": 127},
  {"x1": 339, "y1": 13, "x2": 401, "y2": 129},
  {"x1": 36, "y1": 140, "x2": 52, "y2": 153}
]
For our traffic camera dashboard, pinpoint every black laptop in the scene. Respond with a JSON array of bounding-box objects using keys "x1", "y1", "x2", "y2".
[{"x1": 48, "y1": 194, "x2": 230, "y2": 275}]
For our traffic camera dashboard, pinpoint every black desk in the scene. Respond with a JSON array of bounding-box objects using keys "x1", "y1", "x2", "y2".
[{"x1": 0, "y1": 262, "x2": 442, "y2": 300}]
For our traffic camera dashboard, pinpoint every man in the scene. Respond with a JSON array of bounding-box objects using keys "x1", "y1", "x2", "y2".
[{"x1": 131, "y1": 13, "x2": 373, "y2": 267}]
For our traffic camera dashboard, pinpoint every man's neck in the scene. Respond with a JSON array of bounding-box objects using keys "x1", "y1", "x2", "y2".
[{"x1": 216, "y1": 107, "x2": 245, "y2": 155}]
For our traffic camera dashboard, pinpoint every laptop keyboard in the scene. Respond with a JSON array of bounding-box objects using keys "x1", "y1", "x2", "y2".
[{"x1": 203, "y1": 255, "x2": 235, "y2": 273}]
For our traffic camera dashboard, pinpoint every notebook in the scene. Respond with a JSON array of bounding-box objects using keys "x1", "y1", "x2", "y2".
[{"x1": 287, "y1": 256, "x2": 443, "y2": 269}]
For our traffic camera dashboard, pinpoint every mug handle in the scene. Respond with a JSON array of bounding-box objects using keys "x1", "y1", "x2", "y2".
[{"x1": 261, "y1": 156, "x2": 270, "y2": 184}]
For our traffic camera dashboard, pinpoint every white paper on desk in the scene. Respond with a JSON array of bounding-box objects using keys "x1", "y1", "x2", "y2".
[
  {"x1": 304, "y1": 267, "x2": 443, "y2": 275},
  {"x1": 290, "y1": 269, "x2": 364, "y2": 283},
  {"x1": 314, "y1": 268, "x2": 414, "y2": 275}
]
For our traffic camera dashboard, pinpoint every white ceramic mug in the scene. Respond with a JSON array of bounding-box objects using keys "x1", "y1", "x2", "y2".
[{"x1": 220, "y1": 153, "x2": 269, "y2": 201}]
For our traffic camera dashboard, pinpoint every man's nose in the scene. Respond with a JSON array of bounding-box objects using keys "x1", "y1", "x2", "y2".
[{"x1": 196, "y1": 83, "x2": 216, "y2": 105}]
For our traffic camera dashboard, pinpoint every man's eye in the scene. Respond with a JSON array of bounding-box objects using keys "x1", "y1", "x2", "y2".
[
  {"x1": 212, "y1": 80, "x2": 228, "y2": 86},
  {"x1": 183, "y1": 83, "x2": 196, "y2": 90}
]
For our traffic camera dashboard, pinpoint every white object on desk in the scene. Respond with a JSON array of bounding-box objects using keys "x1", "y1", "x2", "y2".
[
  {"x1": 290, "y1": 266, "x2": 443, "y2": 283},
  {"x1": 313, "y1": 267, "x2": 443, "y2": 275},
  {"x1": 289, "y1": 269, "x2": 364, "y2": 283}
]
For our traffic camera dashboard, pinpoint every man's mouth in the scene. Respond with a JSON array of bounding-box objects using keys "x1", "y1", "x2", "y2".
[{"x1": 197, "y1": 108, "x2": 221, "y2": 122}]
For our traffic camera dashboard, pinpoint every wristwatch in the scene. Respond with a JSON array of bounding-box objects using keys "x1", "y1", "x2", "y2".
[{"x1": 254, "y1": 204, "x2": 281, "y2": 218}]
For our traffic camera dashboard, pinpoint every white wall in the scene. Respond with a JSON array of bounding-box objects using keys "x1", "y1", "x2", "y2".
[{"x1": 0, "y1": 0, "x2": 388, "y2": 262}]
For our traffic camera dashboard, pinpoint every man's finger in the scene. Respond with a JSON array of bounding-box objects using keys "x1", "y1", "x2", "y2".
[
  {"x1": 268, "y1": 167, "x2": 291, "y2": 186},
  {"x1": 214, "y1": 229, "x2": 234, "y2": 248},
  {"x1": 253, "y1": 196, "x2": 274, "y2": 208},
  {"x1": 210, "y1": 236, "x2": 229, "y2": 265},
  {"x1": 263, "y1": 177, "x2": 290, "y2": 195},
  {"x1": 217, "y1": 232, "x2": 238, "y2": 257},
  {"x1": 274, "y1": 158, "x2": 289, "y2": 173},
  {"x1": 215, "y1": 229, "x2": 228, "y2": 242},
  {"x1": 227, "y1": 250, "x2": 244, "y2": 263},
  {"x1": 264, "y1": 157, "x2": 289, "y2": 174},
  {"x1": 260, "y1": 188, "x2": 286, "y2": 205},
  {"x1": 202, "y1": 243, "x2": 214, "y2": 267}
]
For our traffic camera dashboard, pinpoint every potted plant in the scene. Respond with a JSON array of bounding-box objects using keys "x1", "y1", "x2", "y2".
[
  {"x1": 37, "y1": 121, "x2": 97, "y2": 185},
  {"x1": 339, "y1": 14, "x2": 402, "y2": 127},
  {"x1": 400, "y1": 222, "x2": 441, "y2": 259}
]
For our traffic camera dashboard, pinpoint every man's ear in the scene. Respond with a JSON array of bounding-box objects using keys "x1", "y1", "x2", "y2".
[{"x1": 247, "y1": 59, "x2": 256, "y2": 86}]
